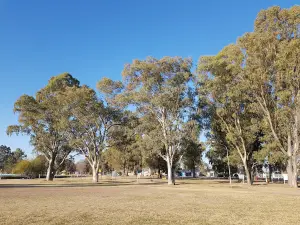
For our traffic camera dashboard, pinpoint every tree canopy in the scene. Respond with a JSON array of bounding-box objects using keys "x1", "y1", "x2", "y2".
[{"x1": 6, "y1": 6, "x2": 300, "y2": 188}]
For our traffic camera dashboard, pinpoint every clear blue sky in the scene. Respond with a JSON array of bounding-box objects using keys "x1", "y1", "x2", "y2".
[{"x1": 0, "y1": 0, "x2": 298, "y2": 158}]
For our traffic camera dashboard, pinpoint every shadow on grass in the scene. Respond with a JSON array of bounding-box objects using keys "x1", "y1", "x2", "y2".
[{"x1": 0, "y1": 180, "x2": 166, "y2": 189}]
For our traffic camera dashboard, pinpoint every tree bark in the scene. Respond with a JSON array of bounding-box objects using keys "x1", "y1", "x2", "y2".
[
  {"x1": 243, "y1": 160, "x2": 252, "y2": 185},
  {"x1": 172, "y1": 169, "x2": 175, "y2": 184},
  {"x1": 92, "y1": 162, "x2": 100, "y2": 183},
  {"x1": 286, "y1": 135, "x2": 297, "y2": 188},
  {"x1": 46, "y1": 157, "x2": 55, "y2": 181},
  {"x1": 244, "y1": 167, "x2": 251, "y2": 185},
  {"x1": 287, "y1": 156, "x2": 293, "y2": 186},
  {"x1": 167, "y1": 157, "x2": 174, "y2": 185},
  {"x1": 291, "y1": 155, "x2": 298, "y2": 188},
  {"x1": 123, "y1": 161, "x2": 126, "y2": 176},
  {"x1": 92, "y1": 167, "x2": 99, "y2": 183},
  {"x1": 192, "y1": 168, "x2": 196, "y2": 178},
  {"x1": 269, "y1": 165, "x2": 272, "y2": 182}
]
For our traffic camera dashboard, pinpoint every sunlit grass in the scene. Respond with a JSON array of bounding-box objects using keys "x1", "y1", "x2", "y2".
[{"x1": 1, "y1": 178, "x2": 299, "y2": 225}]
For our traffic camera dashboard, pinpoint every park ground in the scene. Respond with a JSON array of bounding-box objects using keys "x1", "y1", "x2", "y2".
[{"x1": 1, "y1": 177, "x2": 300, "y2": 225}]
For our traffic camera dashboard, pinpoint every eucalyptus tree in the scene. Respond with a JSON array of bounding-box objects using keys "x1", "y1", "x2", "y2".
[
  {"x1": 198, "y1": 45, "x2": 263, "y2": 185},
  {"x1": 65, "y1": 85, "x2": 124, "y2": 182},
  {"x1": 182, "y1": 120, "x2": 204, "y2": 177},
  {"x1": 7, "y1": 73, "x2": 79, "y2": 180},
  {"x1": 105, "y1": 112, "x2": 139, "y2": 175},
  {"x1": 117, "y1": 56, "x2": 195, "y2": 185},
  {"x1": 238, "y1": 6, "x2": 300, "y2": 187},
  {"x1": 0, "y1": 145, "x2": 13, "y2": 172}
]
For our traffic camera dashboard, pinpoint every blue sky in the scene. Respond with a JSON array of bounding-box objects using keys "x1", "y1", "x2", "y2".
[{"x1": 0, "y1": 0, "x2": 298, "y2": 158}]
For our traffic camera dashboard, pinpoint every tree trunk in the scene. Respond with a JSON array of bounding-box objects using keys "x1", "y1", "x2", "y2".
[
  {"x1": 286, "y1": 158, "x2": 297, "y2": 188},
  {"x1": 286, "y1": 139, "x2": 297, "y2": 187},
  {"x1": 250, "y1": 168, "x2": 254, "y2": 185},
  {"x1": 46, "y1": 158, "x2": 55, "y2": 181},
  {"x1": 192, "y1": 168, "x2": 196, "y2": 178},
  {"x1": 123, "y1": 160, "x2": 128, "y2": 176},
  {"x1": 286, "y1": 133, "x2": 297, "y2": 188},
  {"x1": 243, "y1": 160, "x2": 252, "y2": 185},
  {"x1": 291, "y1": 155, "x2": 298, "y2": 188},
  {"x1": 167, "y1": 158, "x2": 174, "y2": 185},
  {"x1": 92, "y1": 167, "x2": 99, "y2": 183},
  {"x1": 269, "y1": 165, "x2": 272, "y2": 182},
  {"x1": 287, "y1": 156, "x2": 293, "y2": 185},
  {"x1": 92, "y1": 162, "x2": 100, "y2": 183}
]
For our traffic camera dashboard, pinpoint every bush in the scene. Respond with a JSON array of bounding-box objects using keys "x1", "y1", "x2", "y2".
[
  {"x1": 12, "y1": 156, "x2": 47, "y2": 178},
  {"x1": 12, "y1": 160, "x2": 31, "y2": 174}
]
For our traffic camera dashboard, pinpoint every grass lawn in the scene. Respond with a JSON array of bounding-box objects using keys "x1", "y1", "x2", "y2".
[{"x1": 0, "y1": 177, "x2": 300, "y2": 225}]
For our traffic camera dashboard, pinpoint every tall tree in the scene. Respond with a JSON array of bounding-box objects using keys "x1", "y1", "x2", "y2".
[
  {"x1": 198, "y1": 45, "x2": 263, "y2": 185},
  {"x1": 65, "y1": 86, "x2": 124, "y2": 182},
  {"x1": 182, "y1": 121, "x2": 203, "y2": 178},
  {"x1": 0, "y1": 145, "x2": 12, "y2": 172},
  {"x1": 238, "y1": 6, "x2": 300, "y2": 187},
  {"x1": 118, "y1": 56, "x2": 195, "y2": 185},
  {"x1": 106, "y1": 113, "x2": 139, "y2": 175},
  {"x1": 0, "y1": 146, "x2": 27, "y2": 173},
  {"x1": 12, "y1": 148, "x2": 27, "y2": 162},
  {"x1": 7, "y1": 73, "x2": 79, "y2": 181}
]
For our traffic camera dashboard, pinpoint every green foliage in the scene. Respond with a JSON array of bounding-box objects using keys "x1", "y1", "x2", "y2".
[
  {"x1": 198, "y1": 6, "x2": 300, "y2": 185},
  {"x1": 0, "y1": 145, "x2": 27, "y2": 173},
  {"x1": 198, "y1": 43, "x2": 264, "y2": 184},
  {"x1": 13, "y1": 160, "x2": 31, "y2": 174},
  {"x1": 0, "y1": 145, "x2": 12, "y2": 171},
  {"x1": 65, "y1": 84, "x2": 126, "y2": 182},
  {"x1": 97, "y1": 77, "x2": 124, "y2": 105},
  {"x1": 7, "y1": 73, "x2": 80, "y2": 180},
  {"x1": 123, "y1": 58, "x2": 194, "y2": 154},
  {"x1": 30, "y1": 155, "x2": 48, "y2": 176},
  {"x1": 12, "y1": 155, "x2": 48, "y2": 178},
  {"x1": 105, "y1": 112, "x2": 141, "y2": 174},
  {"x1": 238, "y1": 6, "x2": 300, "y2": 186},
  {"x1": 61, "y1": 157, "x2": 76, "y2": 174},
  {"x1": 7, "y1": 6, "x2": 298, "y2": 186}
]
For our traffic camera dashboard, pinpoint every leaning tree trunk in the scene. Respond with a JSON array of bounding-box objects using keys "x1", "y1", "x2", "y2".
[
  {"x1": 46, "y1": 157, "x2": 56, "y2": 181},
  {"x1": 243, "y1": 159, "x2": 252, "y2": 185},
  {"x1": 244, "y1": 167, "x2": 252, "y2": 185}
]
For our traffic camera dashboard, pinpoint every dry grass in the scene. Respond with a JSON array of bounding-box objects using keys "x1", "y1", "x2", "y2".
[{"x1": 1, "y1": 177, "x2": 300, "y2": 225}]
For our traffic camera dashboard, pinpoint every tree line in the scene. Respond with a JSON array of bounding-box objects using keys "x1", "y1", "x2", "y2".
[
  {"x1": 0, "y1": 145, "x2": 79, "y2": 178},
  {"x1": 6, "y1": 6, "x2": 300, "y2": 187}
]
